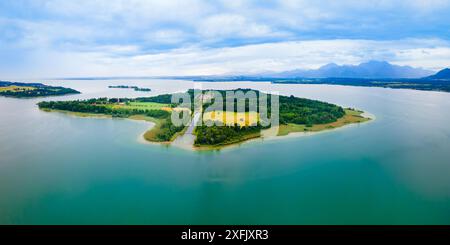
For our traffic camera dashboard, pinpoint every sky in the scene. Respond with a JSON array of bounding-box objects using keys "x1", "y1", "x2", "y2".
[{"x1": 1, "y1": 0, "x2": 450, "y2": 78}]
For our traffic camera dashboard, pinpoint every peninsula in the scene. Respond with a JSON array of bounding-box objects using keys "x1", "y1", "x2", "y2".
[
  {"x1": 0, "y1": 81, "x2": 80, "y2": 98},
  {"x1": 37, "y1": 89, "x2": 371, "y2": 149}
]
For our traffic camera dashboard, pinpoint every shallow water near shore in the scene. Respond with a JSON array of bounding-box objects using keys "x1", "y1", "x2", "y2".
[{"x1": 1, "y1": 79, "x2": 450, "y2": 224}]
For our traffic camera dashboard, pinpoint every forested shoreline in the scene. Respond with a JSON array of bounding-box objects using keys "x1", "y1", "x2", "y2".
[
  {"x1": 38, "y1": 98, "x2": 184, "y2": 142},
  {"x1": 0, "y1": 81, "x2": 80, "y2": 98}
]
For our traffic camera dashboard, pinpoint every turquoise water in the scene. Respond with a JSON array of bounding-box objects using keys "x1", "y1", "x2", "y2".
[{"x1": 1, "y1": 79, "x2": 450, "y2": 224}]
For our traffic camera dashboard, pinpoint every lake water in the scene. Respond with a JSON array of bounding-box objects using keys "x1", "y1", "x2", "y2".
[{"x1": 1, "y1": 79, "x2": 450, "y2": 224}]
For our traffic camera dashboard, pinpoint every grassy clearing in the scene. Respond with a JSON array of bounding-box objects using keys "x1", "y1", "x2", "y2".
[
  {"x1": 129, "y1": 115, "x2": 180, "y2": 143},
  {"x1": 105, "y1": 102, "x2": 171, "y2": 111},
  {"x1": 143, "y1": 121, "x2": 187, "y2": 143},
  {"x1": 277, "y1": 108, "x2": 371, "y2": 136},
  {"x1": 202, "y1": 111, "x2": 259, "y2": 127},
  {"x1": 0, "y1": 85, "x2": 36, "y2": 92},
  {"x1": 142, "y1": 119, "x2": 165, "y2": 142},
  {"x1": 141, "y1": 118, "x2": 186, "y2": 143}
]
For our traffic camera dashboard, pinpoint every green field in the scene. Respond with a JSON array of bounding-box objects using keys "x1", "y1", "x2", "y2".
[
  {"x1": 106, "y1": 102, "x2": 171, "y2": 111},
  {"x1": 0, "y1": 85, "x2": 36, "y2": 92}
]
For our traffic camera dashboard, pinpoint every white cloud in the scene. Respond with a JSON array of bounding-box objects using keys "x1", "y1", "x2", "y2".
[
  {"x1": 144, "y1": 29, "x2": 189, "y2": 45},
  {"x1": 9, "y1": 0, "x2": 448, "y2": 47},
  {"x1": 198, "y1": 14, "x2": 282, "y2": 39},
  {"x1": 409, "y1": 0, "x2": 450, "y2": 12},
  {"x1": 2, "y1": 38, "x2": 449, "y2": 78},
  {"x1": 1, "y1": 0, "x2": 450, "y2": 78}
]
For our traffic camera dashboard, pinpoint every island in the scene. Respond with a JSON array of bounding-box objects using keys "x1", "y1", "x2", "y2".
[
  {"x1": 108, "y1": 85, "x2": 152, "y2": 92},
  {"x1": 0, "y1": 81, "x2": 80, "y2": 98},
  {"x1": 37, "y1": 89, "x2": 371, "y2": 150}
]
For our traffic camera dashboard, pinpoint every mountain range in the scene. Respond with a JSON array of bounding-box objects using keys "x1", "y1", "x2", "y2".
[
  {"x1": 265, "y1": 61, "x2": 435, "y2": 79},
  {"x1": 426, "y1": 68, "x2": 450, "y2": 80}
]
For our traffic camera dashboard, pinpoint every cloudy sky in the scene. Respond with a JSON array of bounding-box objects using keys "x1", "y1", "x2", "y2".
[{"x1": 1, "y1": 0, "x2": 450, "y2": 78}]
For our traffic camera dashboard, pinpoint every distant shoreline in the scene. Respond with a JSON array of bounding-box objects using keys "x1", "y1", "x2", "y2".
[
  {"x1": 192, "y1": 77, "x2": 450, "y2": 93},
  {"x1": 48, "y1": 75, "x2": 450, "y2": 93}
]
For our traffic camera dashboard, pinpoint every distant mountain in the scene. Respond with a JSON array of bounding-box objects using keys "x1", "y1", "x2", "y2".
[
  {"x1": 426, "y1": 68, "x2": 450, "y2": 80},
  {"x1": 268, "y1": 61, "x2": 434, "y2": 79}
]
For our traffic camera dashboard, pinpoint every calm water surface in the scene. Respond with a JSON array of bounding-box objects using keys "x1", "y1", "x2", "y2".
[{"x1": 0, "y1": 79, "x2": 449, "y2": 224}]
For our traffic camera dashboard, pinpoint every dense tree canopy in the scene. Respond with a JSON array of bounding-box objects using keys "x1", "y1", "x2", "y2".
[
  {"x1": 279, "y1": 95, "x2": 345, "y2": 125},
  {"x1": 195, "y1": 124, "x2": 262, "y2": 146}
]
